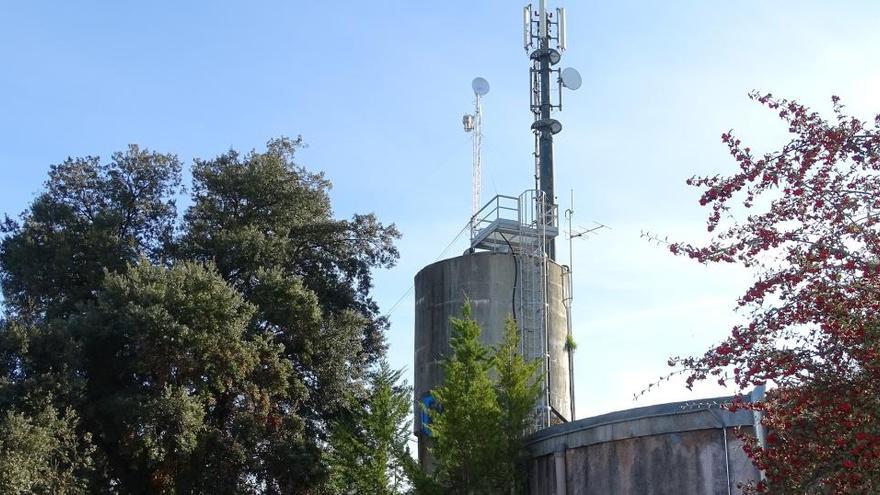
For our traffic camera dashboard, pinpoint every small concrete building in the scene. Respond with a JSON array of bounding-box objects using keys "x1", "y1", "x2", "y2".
[{"x1": 526, "y1": 396, "x2": 762, "y2": 494}]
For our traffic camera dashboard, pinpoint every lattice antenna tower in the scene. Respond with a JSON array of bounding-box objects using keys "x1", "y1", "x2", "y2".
[{"x1": 464, "y1": 77, "x2": 490, "y2": 236}]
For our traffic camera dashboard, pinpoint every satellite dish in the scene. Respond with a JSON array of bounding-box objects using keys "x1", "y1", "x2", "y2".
[
  {"x1": 560, "y1": 67, "x2": 582, "y2": 90},
  {"x1": 472, "y1": 77, "x2": 490, "y2": 96}
]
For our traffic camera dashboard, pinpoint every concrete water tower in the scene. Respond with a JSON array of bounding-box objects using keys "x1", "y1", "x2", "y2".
[{"x1": 414, "y1": 1, "x2": 582, "y2": 466}]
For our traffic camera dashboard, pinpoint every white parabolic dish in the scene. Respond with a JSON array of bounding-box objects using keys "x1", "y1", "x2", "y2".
[
  {"x1": 472, "y1": 77, "x2": 490, "y2": 96},
  {"x1": 560, "y1": 67, "x2": 582, "y2": 90}
]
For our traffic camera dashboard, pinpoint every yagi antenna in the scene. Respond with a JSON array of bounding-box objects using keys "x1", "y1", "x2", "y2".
[{"x1": 464, "y1": 77, "x2": 489, "y2": 236}]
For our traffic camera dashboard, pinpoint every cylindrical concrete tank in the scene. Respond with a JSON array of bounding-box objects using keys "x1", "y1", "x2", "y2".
[
  {"x1": 414, "y1": 251, "x2": 572, "y2": 465},
  {"x1": 525, "y1": 397, "x2": 762, "y2": 494}
]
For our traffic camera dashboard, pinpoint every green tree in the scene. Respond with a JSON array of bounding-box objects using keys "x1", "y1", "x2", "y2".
[
  {"x1": 71, "y1": 260, "x2": 300, "y2": 493},
  {"x1": 0, "y1": 139, "x2": 400, "y2": 493},
  {"x1": 178, "y1": 137, "x2": 400, "y2": 488},
  {"x1": 179, "y1": 137, "x2": 399, "y2": 431},
  {"x1": 0, "y1": 145, "x2": 182, "y2": 413},
  {"x1": 180, "y1": 137, "x2": 398, "y2": 366},
  {"x1": 493, "y1": 318, "x2": 541, "y2": 494},
  {"x1": 327, "y1": 361, "x2": 414, "y2": 495},
  {"x1": 426, "y1": 305, "x2": 540, "y2": 495},
  {"x1": 0, "y1": 145, "x2": 181, "y2": 323},
  {"x1": 0, "y1": 404, "x2": 95, "y2": 494}
]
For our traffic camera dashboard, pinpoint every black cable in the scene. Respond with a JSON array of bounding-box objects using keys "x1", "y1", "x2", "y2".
[
  {"x1": 550, "y1": 406, "x2": 569, "y2": 424},
  {"x1": 498, "y1": 232, "x2": 517, "y2": 322},
  {"x1": 383, "y1": 220, "x2": 471, "y2": 318}
]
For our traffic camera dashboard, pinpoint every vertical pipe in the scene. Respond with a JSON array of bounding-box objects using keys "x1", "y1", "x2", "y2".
[
  {"x1": 723, "y1": 425, "x2": 732, "y2": 495},
  {"x1": 566, "y1": 191, "x2": 575, "y2": 420},
  {"x1": 709, "y1": 408, "x2": 732, "y2": 495},
  {"x1": 752, "y1": 385, "x2": 768, "y2": 482},
  {"x1": 562, "y1": 266, "x2": 574, "y2": 420},
  {"x1": 554, "y1": 447, "x2": 566, "y2": 495},
  {"x1": 539, "y1": 191, "x2": 551, "y2": 427},
  {"x1": 537, "y1": 3, "x2": 555, "y2": 260},
  {"x1": 537, "y1": 114, "x2": 554, "y2": 245}
]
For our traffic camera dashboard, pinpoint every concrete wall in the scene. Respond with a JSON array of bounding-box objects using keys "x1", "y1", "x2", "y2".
[
  {"x1": 526, "y1": 398, "x2": 762, "y2": 494},
  {"x1": 414, "y1": 251, "x2": 572, "y2": 466}
]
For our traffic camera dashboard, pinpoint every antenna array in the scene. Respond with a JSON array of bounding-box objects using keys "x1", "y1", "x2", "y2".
[
  {"x1": 524, "y1": 1, "x2": 581, "y2": 261},
  {"x1": 523, "y1": 0, "x2": 581, "y2": 430}
]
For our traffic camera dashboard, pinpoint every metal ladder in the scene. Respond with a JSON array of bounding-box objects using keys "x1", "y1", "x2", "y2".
[{"x1": 516, "y1": 190, "x2": 550, "y2": 430}]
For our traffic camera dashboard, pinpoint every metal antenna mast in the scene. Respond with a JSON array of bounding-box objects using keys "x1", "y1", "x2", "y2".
[
  {"x1": 524, "y1": 1, "x2": 580, "y2": 261},
  {"x1": 464, "y1": 77, "x2": 490, "y2": 237},
  {"x1": 565, "y1": 190, "x2": 609, "y2": 422},
  {"x1": 523, "y1": 0, "x2": 580, "y2": 429},
  {"x1": 468, "y1": 3, "x2": 581, "y2": 432}
]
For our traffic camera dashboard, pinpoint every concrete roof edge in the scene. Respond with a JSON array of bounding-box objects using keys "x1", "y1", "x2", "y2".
[{"x1": 525, "y1": 393, "x2": 757, "y2": 449}]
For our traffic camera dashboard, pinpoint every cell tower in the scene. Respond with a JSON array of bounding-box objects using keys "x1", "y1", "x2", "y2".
[
  {"x1": 525, "y1": 0, "x2": 581, "y2": 261},
  {"x1": 518, "y1": 0, "x2": 581, "y2": 429},
  {"x1": 465, "y1": 1, "x2": 580, "y2": 430},
  {"x1": 463, "y1": 77, "x2": 490, "y2": 237},
  {"x1": 413, "y1": 3, "x2": 580, "y2": 462}
]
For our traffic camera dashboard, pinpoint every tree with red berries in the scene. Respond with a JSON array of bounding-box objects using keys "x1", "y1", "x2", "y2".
[{"x1": 667, "y1": 92, "x2": 880, "y2": 493}]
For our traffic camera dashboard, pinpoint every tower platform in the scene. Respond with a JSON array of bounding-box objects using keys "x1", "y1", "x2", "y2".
[{"x1": 470, "y1": 191, "x2": 558, "y2": 253}]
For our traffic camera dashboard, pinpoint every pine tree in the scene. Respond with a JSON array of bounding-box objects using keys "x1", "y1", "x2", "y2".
[
  {"x1": 328, "y1": 361, "x2": 414, "y2": 495},
  {"x1": 428, "y1": 303, "x2": 500, "y2": 494},
  {"x1": 493, "y1": 318, "x2": 541, "y2": 495},
  {"x1": 426, "y1": 305, "x2": 540, "y2": 495}
]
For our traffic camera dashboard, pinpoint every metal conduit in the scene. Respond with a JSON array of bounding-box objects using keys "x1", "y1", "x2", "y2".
[{"x1": 708, "y1": 409, "x2": 732, "y2": 495}]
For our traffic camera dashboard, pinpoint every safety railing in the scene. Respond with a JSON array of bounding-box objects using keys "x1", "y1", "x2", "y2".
[{"x1": 470, "y1": 193, "x2": 521, "y2": 240}]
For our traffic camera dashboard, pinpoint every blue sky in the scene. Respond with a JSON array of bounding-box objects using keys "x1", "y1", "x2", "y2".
[{"x1": 2, "y1": 1, "x2": 879, "y2": 417}]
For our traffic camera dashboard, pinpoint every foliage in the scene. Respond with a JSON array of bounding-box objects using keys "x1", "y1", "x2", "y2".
[
  {"x1": 327, "y1": 361, "x2": 414, "y2": 495},
  {"x1": 428, "y1": 303, "x2": 500, "y2": 493},
  {"x1": 427, "y1": 305, "x2": 540, "y2": 495},
  {"x1": 73, "y1": 260, "x2": 303, "y2": 492},
  {"x1": 493, "y1": 318, "x2": 542, "y2": 493},
  {"x1": 0, "y1": 403, "x2": 95, "y2": 494},
  {"x1": 0, "y1": 145, "x2": 181, "y2": 322},
  {"x1": 667, "y1": 92, "x2": 880, "y2": 493},
  {"x1": 0, "y1": 139, "x2": 400, "y2": 493},
  {"x1": 180, "y1": 136, "x2": 399, "y2": 366}
]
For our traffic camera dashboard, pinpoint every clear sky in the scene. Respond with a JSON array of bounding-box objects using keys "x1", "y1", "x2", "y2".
[{"x1": 2, "y1": 1, "x2": 879, "y2": 418}]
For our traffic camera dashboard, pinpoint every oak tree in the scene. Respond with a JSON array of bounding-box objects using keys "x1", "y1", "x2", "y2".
[{"x1": 0, "y1": 139, "x2": 400, "y2": 493}]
